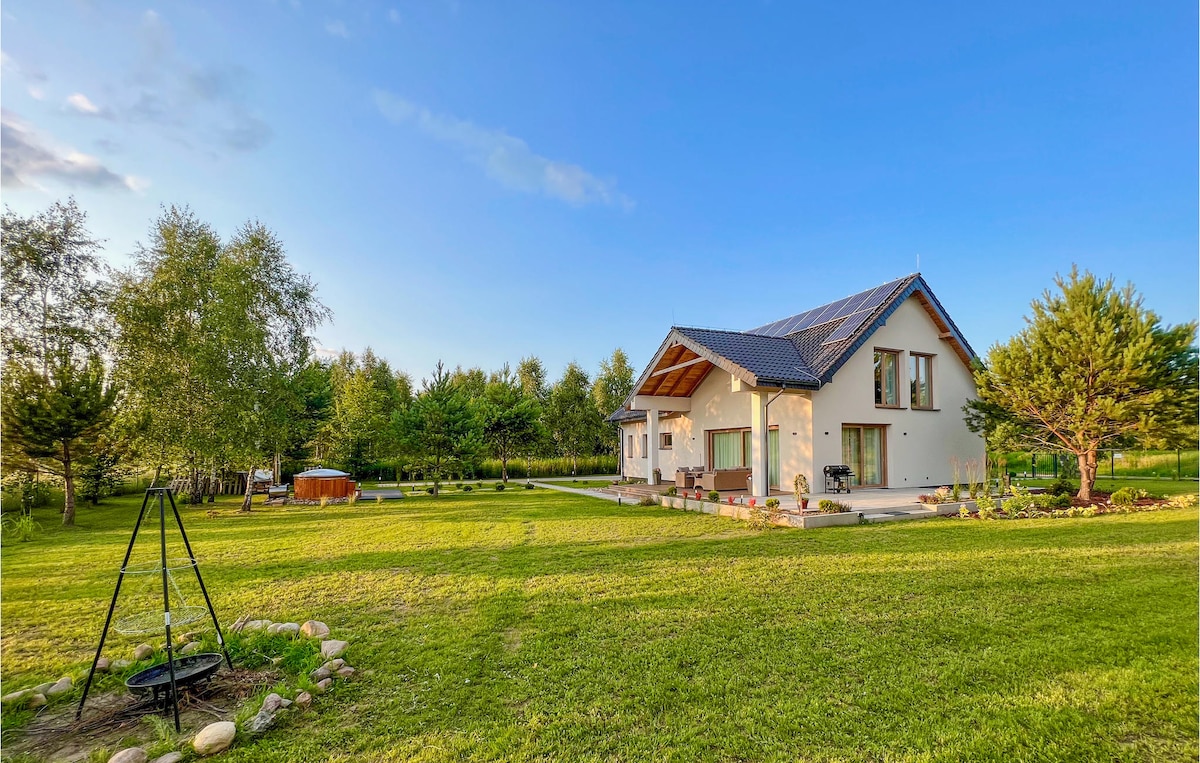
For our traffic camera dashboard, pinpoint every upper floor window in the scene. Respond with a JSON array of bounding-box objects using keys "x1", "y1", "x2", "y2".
[
  {"x1": 660, "y1": 432, "x2": 673, "y2": 449},
  {"x1": 874, "y1": 349, "x2": 900, "y2": 407},
  {"x1": 910, "y1": 353, "x2": 933, "y2": 409}
]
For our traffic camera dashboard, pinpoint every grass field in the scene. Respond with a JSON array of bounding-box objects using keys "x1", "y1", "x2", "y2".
[
  {"x1": 1017, "y1": 477, "x2": 1198, "y2": 497},
  {"x1": 2, "y1": 490, "x2": 1197, "y2": 762}
]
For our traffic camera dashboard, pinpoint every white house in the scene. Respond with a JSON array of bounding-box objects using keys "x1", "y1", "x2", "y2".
[{"x1": 609, "y1": 274, "x2": 984, "y2": 497}]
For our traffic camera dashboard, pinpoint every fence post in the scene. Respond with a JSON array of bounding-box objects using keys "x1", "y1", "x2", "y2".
[
  {"x1": 1053, "y1": 454, "x2": 1058, "y2": 479},
  {"x1": 1031, "y1": 452, "x2": 1036, "y2": 480},
  {"x1": 1110, "y1": 451, "x2": 1115, "y2": 478},
  {"x1": 1177, "y1": 449, "x2": 1181, "y2": 481}
]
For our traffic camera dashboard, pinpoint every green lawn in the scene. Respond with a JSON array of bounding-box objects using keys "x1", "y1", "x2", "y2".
[{"x1": 2, "y1": 491, "x2": 1197, "y2": 762}]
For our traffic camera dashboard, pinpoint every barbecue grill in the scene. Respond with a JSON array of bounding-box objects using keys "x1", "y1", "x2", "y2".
[{"x1": 823, "y1": 465, "x2": 854, "y2": 494}]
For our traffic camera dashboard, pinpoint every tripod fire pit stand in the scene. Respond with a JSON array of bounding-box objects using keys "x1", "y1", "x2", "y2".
[{"x1": 75, "y1": 487, "x2": 232, "y2": 731}]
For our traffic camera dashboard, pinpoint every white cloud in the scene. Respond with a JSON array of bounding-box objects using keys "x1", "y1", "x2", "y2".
[
  {"x1": 27, "y1": 86, "x2": 45, "y2": 100},
  {"x1": 373, "y1": 89, "x2": 633, "y2": 209},
  {"x1": 1, "y1": 110, "x2": 147, "y2": 192},
  {"x1": 66, "y1": 92, "x2": 102, "y2": 115},
  {"x1": 325, "y1": 20, "x2": 349, "y2": 38},
  {"x1": 387, "y1": 8, "x2": 402, "y2": 23}
]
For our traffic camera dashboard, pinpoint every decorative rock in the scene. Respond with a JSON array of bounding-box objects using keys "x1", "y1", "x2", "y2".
[
  {"x1": 95, "y1": 657, "x2": 111, "y2": 673},
  {"x1": 294, "y1": 691, "x2": 312, "y2": 708},
  {"x1": 111, "y1": 659, "x2": 132, "y2": 670},
  {"x1": 241, "y1": 619, "x2": 272, "y2": 632},
  {"x1": 108, "y1": 747, "x2": 148, "y2": 763},
  {"x1": 1, "y1": 689, "x2": 30, "y2": 704},
  {"x1": 261, "y1": 692, "x2": 284, "y2": 714},
  {"x1": 28, "y1": 693, "x2": 47, "y2": 708},
  {"x1": 133, "y1": 644, "x2": 154, "y2": 661},
  {"x1": 336, "y1": 666, "x2": 356, "y2": 679},
  {"x1": 323, "y1": 658, "x2": 345, "y2": 672},
  {"x1": 151, "y1": 753, "x2": 184, "y2": 763},
  {"x1": 179, "y1": 641, "x2": 202, "y2": 655},
  {"x1": 192, "y1": 721, "x2": 237, "y2": 756},
  {"x1": 275, "y1": 622, "x2": 300, "y2": 638},
  {"x1": 279, "y1": 698, "x2": 293, "y2": 708},
  {"x1": 320, "y1": 640, "x2": 348, "y2": 659},
  {"x1": 309, "y1": 667, "x2": 331, "y2": 682},
  {"x1": 299, "y1": 620, "x2": 330, "y2": 639},
  {"x1": 245, "y1": 708, "x2": 277, "y2": 734},
  {"x1": 33, "y1": 682, "x2": 54, "y2": 694},
  {"x1": 315, "y1": 678, "x2": 333, "y2": 694},
  {"x1": 45, "y1": 677, "x2": 73, "y2": 697},
  {"x1": 174, "y1": 631, "x2": 197, "y2": 644}
]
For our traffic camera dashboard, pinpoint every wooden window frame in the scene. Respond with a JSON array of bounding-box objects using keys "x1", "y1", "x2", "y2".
[
  {"x1": 626, "y1": 434, "x2": 634, "y2": 459},
  {"x1": 873, "y1": 348, "x2": 903, "y2": 409},
  {"x1": 659, "y1": 432, "x2": 673, "y2": 450},
  {"x1": 840, "y1": 424, "x2": 889, "y2": 488},
  {"x1": 641, "y1": 433, "x2": 648, "y2": 459},
  {"x1": 910, "y1": 352, "x2": 935, "y2": 410},
  {"x1": 705, "y1": 425, "x2": 779, "y2": 470}
]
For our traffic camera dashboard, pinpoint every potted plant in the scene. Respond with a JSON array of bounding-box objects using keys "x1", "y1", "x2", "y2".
[
  {"x1": 652, "y1": 467, "x2": 661, "y2": 485},
  {"x1": 793, "y1": 474, "x2": 811, "y2": 511}
]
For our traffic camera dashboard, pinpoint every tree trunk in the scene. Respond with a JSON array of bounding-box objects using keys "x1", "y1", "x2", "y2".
[
  {"x1": 1077, "y1": 450, "x2": 1099, "y2": 501},
  {"x1": 571, "y1": 452, "x2": 578, "y2": 476},
  {"x1": 240, "y1": 464, "x2": 255, "y2": 511},
  {"x1": 150, "y1": 463, "x2": 163, "y2": 489},
  {"x1": 273, "y1": 453, "x2": 281, "y2": 485},
  {"x1": 501, "y1": 456, "x2": 509, "y2": 483},
  {"x1": 62, "y1": 442, "x2": 76, "y2": 526}
]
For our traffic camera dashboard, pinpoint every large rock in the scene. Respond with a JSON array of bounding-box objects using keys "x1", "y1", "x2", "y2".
[
  {"x1": 266, "y1": 622, "x2": 300, "y2": 638},
  {"x1": 294, "y1": 691, "x2": 312, "y2": 709},
  {"x1": 245, "y1": 708, "x2": 276, "y2": 734},
  {"x1": 315, "y1": 678, "x2": 333, "y2": 694},
  {"x1": 133, "y1": 644, "x2": 154, "y2": 661},
  {"x1": 320, "y1": 640, "x2": 348, "y2": 659},
  {"x1": 28, "y1": 693, "x2": 47, "y2": 708},
  {"x1": 192, "y1": 721, "x2": 237, "y2": 756},
  {"x1": 299, "y1": 620, "x2": 329, "y2": 639},
  {"x1": 322, "y1": 658, "x2": 345, "y2": 672},
  {"x1": 179, "y1": 642, "x2": 202, "y2": 655},
  {"x1": 108, "y1": 748, "x2": 148, "y2": 763},
  {"x1": 111, "y1": 659, "x2": 132, "y2": 670},
  {"x1": 241, "y1": 619, "x2": 272, "y2": 632},
  {"x1": 309, "y1": 667, "x2": 331, "y2": 682},
  {"x1": 336, "y1": 666, "x2": 356, "y2": 679},
  {"x1": 45, "y1": 677, "x2": 73, "y2": 697},
  {"x1": 95, "y1": 657, "x2": 111, "y2": 673},
  {"x1": 151, "y1": 754, "x2": 184, "y2": 763},
  {"x1": 32, "y1": 682, "x2": 54, "y2": 694}
]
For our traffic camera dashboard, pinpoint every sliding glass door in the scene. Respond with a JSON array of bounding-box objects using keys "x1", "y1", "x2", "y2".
[
  {"x1": 708, "y1": 428, "x2": 781, "y2": 489},
  {"x1": 841, "y1": 425, "x2": 886, "y2": 488}
]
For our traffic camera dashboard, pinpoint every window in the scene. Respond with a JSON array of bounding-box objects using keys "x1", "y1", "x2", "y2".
[
  {"x1": 660, "y1": 432, "x2": 673, "y2": 449},
  {"x1": 910, "y1": 353, "x2": 933, "y2": 409},
  {"x1": 641, "y1": 434, "x2": 648, "y2": 458},
  {"x1": 707, "y1": 428, "x2": 780, "y2": 487},
  {"x1": 627, "y1": 434, "x2": 634, "y2": 459},
  {"x1": 874, "y1": 349, "x2": 900, "y2": 407}
]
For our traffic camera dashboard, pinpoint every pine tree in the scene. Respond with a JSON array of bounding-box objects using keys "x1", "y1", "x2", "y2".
[
  {"x1": 965, "y1": 267, "x2": 1198, "y2": 500},
  {"x1": 479, "y1": 366, "x2": 543, "y2": 482},
  {"x1": 2, "y1": 353, "x2": 117, "y2": 525},
  {"x1": 398, "y1": 362, "x2": 479, "y2": 494}
]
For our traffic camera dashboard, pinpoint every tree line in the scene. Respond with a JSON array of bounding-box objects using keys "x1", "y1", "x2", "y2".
[{"x1": 1, "y1": 200, "x2": 635, "y2": 524}]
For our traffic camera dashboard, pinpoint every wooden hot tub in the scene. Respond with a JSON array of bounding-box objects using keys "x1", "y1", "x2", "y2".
[{"x1": 293, "y1": 468, "x2": 356, "y2": 500}]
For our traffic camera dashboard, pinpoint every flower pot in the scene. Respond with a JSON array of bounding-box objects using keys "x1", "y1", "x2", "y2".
[{"x1": 801, "y1": 498, "x2": 809, "y2": 511}]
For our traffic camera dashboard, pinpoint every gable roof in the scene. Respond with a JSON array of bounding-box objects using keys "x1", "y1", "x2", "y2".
[{"x1": 610, "y1": 274, "x2": 974, "y2": 422}]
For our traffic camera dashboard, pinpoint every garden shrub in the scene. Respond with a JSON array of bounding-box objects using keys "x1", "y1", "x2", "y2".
[
  {"x1": 495, "y1": 482, "x2": 505, "y2": 492},
  {"x1": 455, "y1": 483, "x2": 464, "y2": 490},
  {"x1": 638, "y1": 495, "x2": 658, "y2": 506},
  {"x1": 1045, "y1": 479, "x2": 1077, "y2": 497},
  {"x1": 1168, "y1": 493, "x2": 1199, "y2": 509},
  {"x1": 708, "y1": 491, "x2": 720, "y2": 502},
  {"x1": 918, "y1": 493, "x2": 941, "y2": 505},
  {"x1": 1110, "y1": 487, "x2": 1138, "y2": 507},
  {"x1": 1, "y1": 513, "x2": 41, "y2": 542},
  {"x1": 462, "y1": 485, "x2": 473, "y2": 492},
  {"x1": 958, "y1": 505, "x2": 971, "y2": 518},
  {"x1": 425, "y1": 487, "x2": 436, "y2": 495},
  {"x1": 765, "y1": 498, "x2": 780, "y2": 510},
  {"x1": 978, "y1": 505, "x2": 997, "y2": 520},
  {"x1": 523, "y1": 482, "x2": 535, "y2": 490},
  {"x1": 1003, "y1": 485, "x2": 1033, "y2": 513},
  {"x1": 1032, "y1": 493, "x2": 1071, "y2": 510},
  {"x1": 818, "y1": 499, "x2": 851, "y2": 514},
  {"x1": 664, "y1": 486, "x2": 677, "y2": 496}
]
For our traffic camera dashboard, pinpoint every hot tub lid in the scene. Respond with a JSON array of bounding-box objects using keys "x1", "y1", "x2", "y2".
[{"x1": 296, "y1": 468, "x2": 350, "y2": 478}]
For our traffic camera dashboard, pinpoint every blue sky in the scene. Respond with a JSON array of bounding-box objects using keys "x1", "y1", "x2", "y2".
[{"x1": 2, "y1": 1, "x2": 1196, "y2": 381}]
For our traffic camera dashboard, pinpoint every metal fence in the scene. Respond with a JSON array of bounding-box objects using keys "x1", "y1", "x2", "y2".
[{"x1": 997, "y1": 449, "x2": 1199, "y2": 481}]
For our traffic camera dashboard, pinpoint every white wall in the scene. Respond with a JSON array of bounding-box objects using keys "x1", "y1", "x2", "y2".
[
  {"x1": 810, "y1": 296, "x2": 984, "y2": 488},
  {"x1": 620, "y1": 368, "x2": 814, "y2": 487}
]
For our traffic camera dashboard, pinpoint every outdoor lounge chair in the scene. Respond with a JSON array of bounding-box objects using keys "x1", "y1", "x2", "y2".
[{"x1": 696, "y1": 468, "x2": 752, "y2": 492}]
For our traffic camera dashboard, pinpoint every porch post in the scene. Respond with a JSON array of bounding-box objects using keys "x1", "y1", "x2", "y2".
[
  {"x1": 750, "y1": 390, "x2": 769, "y2": 497},
  {"x1": 646, "y1": 408, "x2": 660, "y2": 484}
]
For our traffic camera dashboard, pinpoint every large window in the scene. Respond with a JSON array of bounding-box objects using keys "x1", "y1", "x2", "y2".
[
  {"x1": 842, "y1": 425, "x2": 886, "y2": 487},
  {"x1": 708, "y1": 428, "x2": 780, "y2": 487},
  {"x1": 910, "y1": 353, "x2": 933, "y2": 409},
  {"x1": 874, "y1": 349, "x2": 900, "y2": 407}
]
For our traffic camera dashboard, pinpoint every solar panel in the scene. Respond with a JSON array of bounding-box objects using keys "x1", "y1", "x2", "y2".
[
  {"x1": 821, "y1": 310, "x2": 872, "y2": 344},
  {"x1": 748, "y1": 276, "x2": 912, "y2": 337}
]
